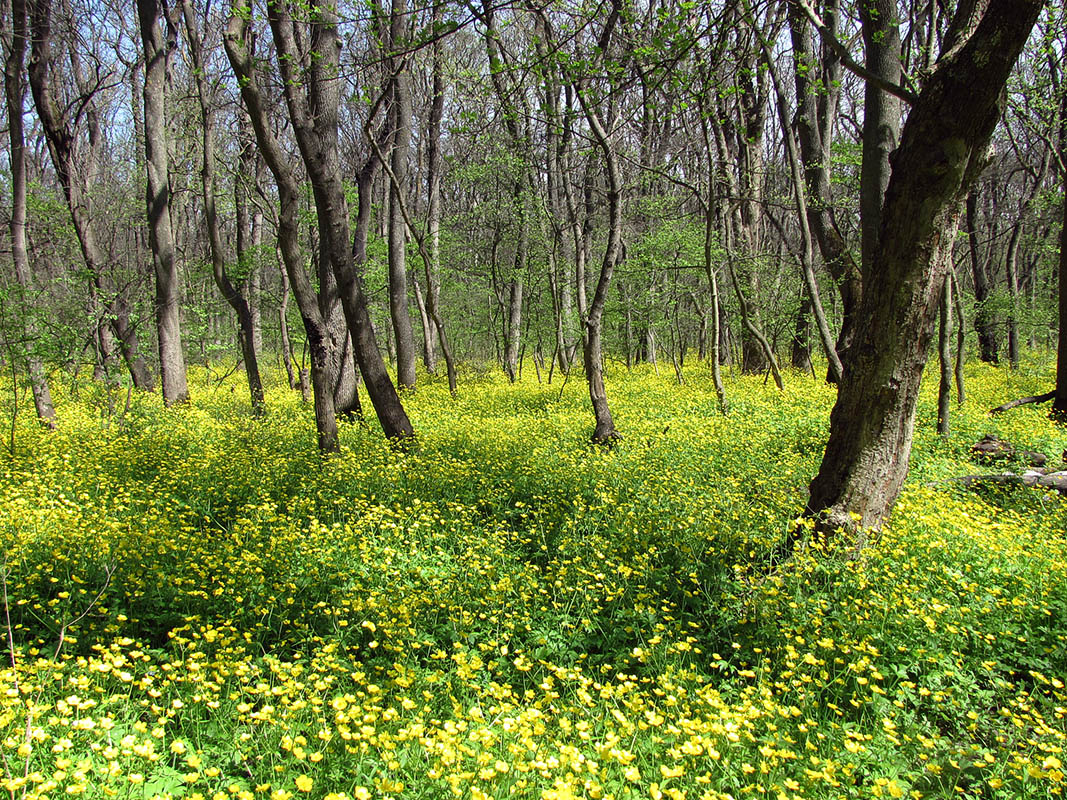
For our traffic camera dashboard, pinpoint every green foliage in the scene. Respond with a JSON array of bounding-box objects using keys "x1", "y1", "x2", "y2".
[{"x1": 0, "y1": 361, "x2": 1065, "y2": 799}]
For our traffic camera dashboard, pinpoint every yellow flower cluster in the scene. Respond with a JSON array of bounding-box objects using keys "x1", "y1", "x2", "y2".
[{"x1": 0, "y1": 358, "x2": 1063, "y2": 799}]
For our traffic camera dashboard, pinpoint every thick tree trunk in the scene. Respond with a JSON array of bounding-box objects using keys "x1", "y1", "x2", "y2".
[
  {"x1": 4, "y1": 0, "x2": 55, "y2": 428},
  {"x1": 806, "y1": 0, "x2": 1042, "y2": 536},
  {"x1": 137, "y1": 0, "x2": 188, "y2": 406}
]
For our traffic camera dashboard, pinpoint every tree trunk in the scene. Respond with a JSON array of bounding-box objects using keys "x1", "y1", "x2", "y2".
[
  {"x1": 387, "y1": 0, "x2": 417, "y2": 391},
  {"x1": 1054, "y1": 78, "x2": 1067, "y2": 420},
  {"x1": 137, "y1": 0, "x2": 189, "y2": 406},
  {"x1": 261, "y1": 0, "x2": 413, "y2": 439},
  {"x1": 225, "y1": 7, "x2": 341, "y2": 451},
  {"x1": 937, "y1": 276, "x2": 952, "y2": 436},
  {"x1": 182, "y1": 0, "x2": 265, "y2": 417},
  {"x1": 966, "y1": 190, "x2": 1000, "y2": 363},
  {"x1": 806, "y1": 0, "x2": 1042, "y2": 537},
  {"x1": 3, "y1": 0, "x2": 55, "y2": 427},
  {"x1": 576, "y1": 86, "x2": 621, "y2": 444}
]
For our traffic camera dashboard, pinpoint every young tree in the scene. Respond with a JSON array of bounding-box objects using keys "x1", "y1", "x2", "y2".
[{"x1": 181, "y1": 0, "x2": 265, "y2": 417}]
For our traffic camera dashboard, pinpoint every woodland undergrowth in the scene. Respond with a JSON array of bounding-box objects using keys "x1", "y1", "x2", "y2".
[{"x1": 0, "y1": 357, "x2": 1065, "y2": 800}]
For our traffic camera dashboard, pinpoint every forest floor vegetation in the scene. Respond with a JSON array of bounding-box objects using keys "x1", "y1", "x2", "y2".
[{"x1": 0, "y1": 357, "x2": 1065, "y2": 800}]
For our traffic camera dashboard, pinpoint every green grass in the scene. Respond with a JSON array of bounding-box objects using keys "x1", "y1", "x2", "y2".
[{"x1": 0, "y1": 356, "x2": 1064, "y2": 800}]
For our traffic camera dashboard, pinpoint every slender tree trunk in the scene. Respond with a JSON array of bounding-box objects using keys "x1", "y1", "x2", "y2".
[
  {"x1": 938, "y1": 276, "x2": 952, "y2": 436},
  {"x1": 806, "y1": 0, "x2": 1042, "y2": 537},
  {"x1": 966, "y1": 191, "x2": 1000, "y2": 363},
  {"x1": 3, "y1": 0, "x2": 55, "y2": 427},
  {"x1": 576, "y1": 86, "x2": 621, "y2": 443},
  {"x1": 1054, "y1": 77, "x2": 1067, "y2": 419},
  {"x1": 387, "y1": 0, "x2": 417, "y2": 390},
  {"x1": 137, "y1": 0, "x2": 188, "y2": 406},
  {"x1": 279, "y1": 267, "x2": 297, "y2": 389},
  {"x1": 182, "y1": 0, "x2": 264, "y2": 416}
]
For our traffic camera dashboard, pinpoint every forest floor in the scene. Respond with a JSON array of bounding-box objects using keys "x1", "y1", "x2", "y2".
[{"x1": 0, "y1": 356, "x2": 1065, "y2": 800}]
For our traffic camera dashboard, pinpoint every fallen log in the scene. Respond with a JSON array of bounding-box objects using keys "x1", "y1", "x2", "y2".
[{"x1": 989, "y1": 391, "x2": 1055, "y2": 414}]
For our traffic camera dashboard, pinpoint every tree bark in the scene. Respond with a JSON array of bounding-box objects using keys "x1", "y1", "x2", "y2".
[
  {"x1": 263, "y1": 0, "x2": 413, "y2": 439},
  {"x1": 788, "y1": 0, "x2": 860, "y2": 376},
  {"x1": 1054, "y1": 77, "x2": 1067, "y2": 419},
  {"x1": 224, "y1": 7, "x2": 341, "y2": 451},
  {"x1": 966, "y1": 190, "x2": 1000, "y2": 363},
  {"x1": 575, "y1": 86, "x2": 621, "y2": 443},
  {"x1": 806, "y1": 0, "x2": 1042, "y2": 536},
  {"x1": 137, "y1": 0, "x2": 189, "y2": 406},
  {"x1": 386, "y1": 0, "x2": 417, "y2": 390},
  {"x1": 937, "y1": 276, "x2": 952, "y2": 436},
  {"x1": 3, "y1": 0, "x2": 55, "y2": 427}
]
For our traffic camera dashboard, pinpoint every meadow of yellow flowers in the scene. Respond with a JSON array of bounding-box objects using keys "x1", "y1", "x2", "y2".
[{"x1": 0, "y1": 358, "x2": 1064, "y2": 800}]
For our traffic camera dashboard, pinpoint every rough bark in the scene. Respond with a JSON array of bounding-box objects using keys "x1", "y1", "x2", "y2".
[
  {"x1": 3, "y1": 0, "x2": 55, "y2": 427},
  {"x1": 806, "y1": 0, "x2": 1042, "y2": 536},
  {"x1": 137, "y1": 0, "x2": 189, "y2": 406}
]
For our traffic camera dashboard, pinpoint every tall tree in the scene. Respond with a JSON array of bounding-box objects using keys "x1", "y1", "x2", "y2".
[
  {"x1": 181, "y1": 0, "x2": 265, "y2": 417},
  {"x1": 806, "y1": 0, "x2": 1045, "y2": 537},
  {"x1": 2, "y1": 0, "x2": 56, "y2": 427},
  {"x1": 261, "y1": 0, "x2": 414, "y2": 439},
  {"x1": 137, "y1": 0, "x2": 189, "y2": 406}
]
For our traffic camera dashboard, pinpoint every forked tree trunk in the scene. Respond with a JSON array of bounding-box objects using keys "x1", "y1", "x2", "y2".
[
  {"x1": 137, "y1": 0, "x2": 188, "y2": 406},
  {"x1": 806, "y1": 0, "x2": 1043, "y2": 537},
  {"x1": 264, "y1": 0, "x2": 412, "y2": 439},
  {"x1": 224, "y1": 8, "x2": 341, "y2": 451}
]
